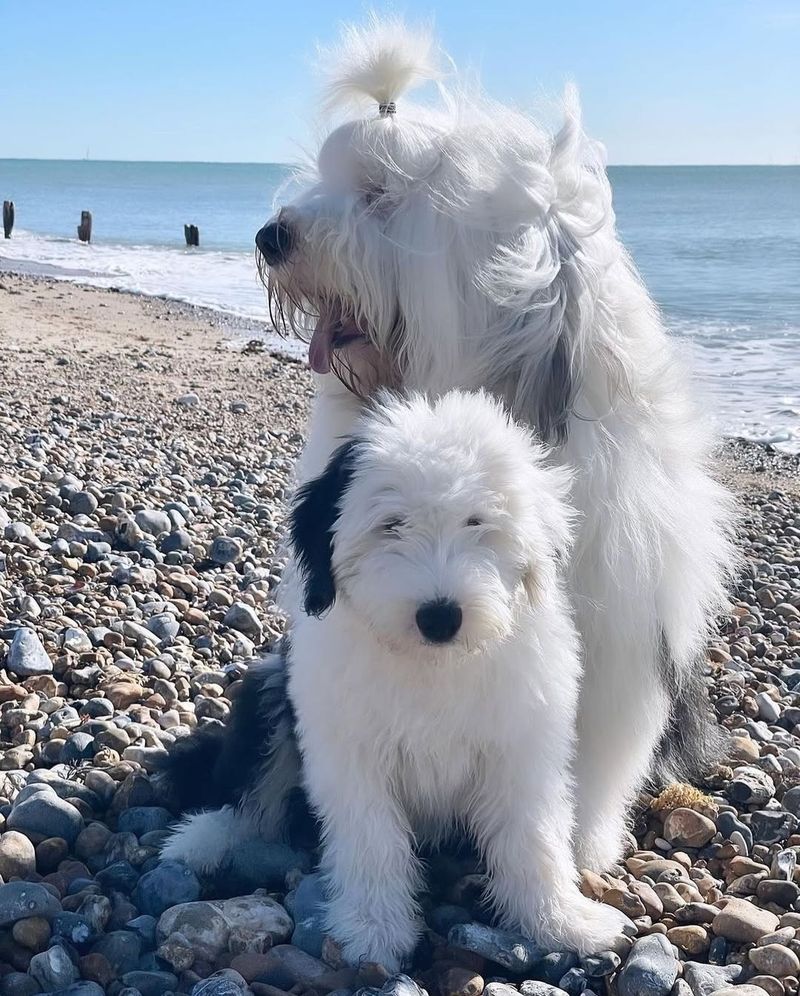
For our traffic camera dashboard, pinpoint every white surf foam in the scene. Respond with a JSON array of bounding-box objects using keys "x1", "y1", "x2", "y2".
[{"x1": 2, "y1": 230, "x2": 798, "y2": 453}]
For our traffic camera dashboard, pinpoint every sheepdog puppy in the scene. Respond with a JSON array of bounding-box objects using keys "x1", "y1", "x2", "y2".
[
  {"x1": 254, "y1": 16, "x2": 737, "y2": 872},
  {"x1": 164, "y1": 390, "x2": 629, "y2": 967}
]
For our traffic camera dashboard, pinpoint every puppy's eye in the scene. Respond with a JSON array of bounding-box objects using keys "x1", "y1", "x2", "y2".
[
  {"x1": 382, "y1": 518, "x2": 404, "y2": 534},
  {"x1": 465, "y1": 516, "x2": 483, "y2": 527}
]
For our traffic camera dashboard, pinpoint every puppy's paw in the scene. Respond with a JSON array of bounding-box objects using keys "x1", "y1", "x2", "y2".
[
  {"x1": 339, "y1": 938, "x2": 402, "y2": 974},
  {"x1": 554, "y1": 896, "x2": 633, "y2": 955},
  {"x1": 574, "y1": 830, "x2": 625, "y2": 874},
  {"x1": 159, "y1": 811, "x2": 234, "y2": 877},
  {"x1": 329, "y1": 898, "x2": 419, "y2": 972}
]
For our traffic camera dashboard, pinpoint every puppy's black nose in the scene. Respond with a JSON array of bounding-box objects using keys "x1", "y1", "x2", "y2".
[
  {"x1": 416, "y1": 599, "x2": 463, "y2": 644},
  {"x1": 255, "y1": 220, "x2": 292, "y2": 264}
]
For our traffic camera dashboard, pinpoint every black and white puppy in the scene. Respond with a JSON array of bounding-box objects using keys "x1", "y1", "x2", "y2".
[{"x1": 162, "y1": 390, "x2": 628, "y2": 967}]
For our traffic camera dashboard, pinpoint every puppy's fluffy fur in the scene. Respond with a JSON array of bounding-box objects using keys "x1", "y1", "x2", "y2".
[
  {"x1": 256, "y1": 17, "x2": 738, "y2": 872},
  {"x1": 164, "y1": 391, "x2": 628, "y2": 967}
]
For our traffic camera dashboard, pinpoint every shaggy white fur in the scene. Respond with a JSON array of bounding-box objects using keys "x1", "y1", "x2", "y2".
[
  {"x1": 258, "y1": 18, "x2": 738, "y2": 874},
  {"x1": 291, "y1": 390, "x2": 629, "y2": 966}
]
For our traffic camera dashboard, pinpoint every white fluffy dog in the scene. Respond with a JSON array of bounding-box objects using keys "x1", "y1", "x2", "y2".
[
  {"x1": 166, "y1": 390, "x2": 629, "y2": 967},
  {"x1": 255, "y1": 16, "x2": 737, "y2": 872}
]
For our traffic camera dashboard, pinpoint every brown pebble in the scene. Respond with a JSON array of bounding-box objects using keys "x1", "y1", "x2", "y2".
[
  {"x1": 11, "y1": 917, "x2": 51, "y2": 952},
  {"x1": 439, "y1": 966, "x2": 484, "y2": 996},
  {"x1": 602, "y1": 887, "x2": 646, "y2": 918},
  {"x1": 667, "y1": 924, "x2": 710, "y2": 955},
  {"x1": 580, "y1": 868, "x2": 610, "y2": 900},
  {"x1": 79, "y1": 953, "x2": 114, "y2": 988},
  {"x1": 749, "y1": 944, "x2": 800, "y2": 978},
  {"x1": 745, "y1": 979, "x2": 785, "y2": 996},
  {"x1": 35, "y1": 837, "x2": 69, "y2": 874}
]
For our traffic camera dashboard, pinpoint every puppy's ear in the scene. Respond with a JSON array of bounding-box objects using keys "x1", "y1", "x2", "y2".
[
  {"x1": 521, "y1": 566, "x2": 542, "y2": 606},
  {"x1": 289, "y1": 440, "x2": 359, "y2": 617}
]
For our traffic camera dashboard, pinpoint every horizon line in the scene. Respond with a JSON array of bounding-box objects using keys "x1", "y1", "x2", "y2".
[{"x1": 2, "y1": 156, "x2": 798, "y2": 169}]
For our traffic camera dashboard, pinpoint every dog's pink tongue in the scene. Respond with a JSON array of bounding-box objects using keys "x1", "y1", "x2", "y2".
[{"x1": 308, "y1": 326, "x2": 332, "y2": 374}]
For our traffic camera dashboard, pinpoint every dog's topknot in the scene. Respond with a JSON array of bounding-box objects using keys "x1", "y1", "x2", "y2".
[{"x1": 319, "y1": 13, "x2": 441, "y2": 115}]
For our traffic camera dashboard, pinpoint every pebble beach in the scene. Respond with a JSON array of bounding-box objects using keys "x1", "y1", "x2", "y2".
[{"x1": 1, "y1": 270, "x2": 800, "y2": 996}]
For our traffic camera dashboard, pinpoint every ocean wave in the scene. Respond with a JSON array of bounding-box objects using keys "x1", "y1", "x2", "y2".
[
  {"x1": 2, "y1": 229, "x2": 798, "y2": 454},
  {"x1": 0, "y1": 229, "x2": 267, "y2": 320}
]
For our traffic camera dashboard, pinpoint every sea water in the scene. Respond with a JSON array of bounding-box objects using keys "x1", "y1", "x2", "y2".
[{"x1": 1, "y1": 159, "x2": 798, "y2": 451}]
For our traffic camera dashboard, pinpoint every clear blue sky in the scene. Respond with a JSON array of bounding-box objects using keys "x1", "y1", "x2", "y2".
[{"x1": 3, "y1": 0, "x2": 798, "y2": 165}]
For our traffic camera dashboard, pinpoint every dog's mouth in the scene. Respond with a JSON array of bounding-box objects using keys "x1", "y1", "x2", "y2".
[{"x1": 308, "y1": 301, "x2": 368, "y2": 375}]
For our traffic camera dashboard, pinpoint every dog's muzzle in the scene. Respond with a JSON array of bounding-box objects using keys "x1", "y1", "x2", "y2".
[
  {"x1": 255, "y1": 220, "x2": 292, "y2": 265},
  {"x1": 416, "y1": 599, "x2": 463, "y2": 644}
]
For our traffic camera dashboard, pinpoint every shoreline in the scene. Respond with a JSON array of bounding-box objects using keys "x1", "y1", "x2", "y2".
[{"x1": 2, "y1": 268, "x2": 798, "y2": 495}]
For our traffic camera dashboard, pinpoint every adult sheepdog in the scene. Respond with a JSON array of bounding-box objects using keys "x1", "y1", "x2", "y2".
[
  {"x1": 165, "y1": 390, "x2": 630, "y2": 966},
  {"x1": 252, "y1": 17, "x2": 737, "y2": 873}
]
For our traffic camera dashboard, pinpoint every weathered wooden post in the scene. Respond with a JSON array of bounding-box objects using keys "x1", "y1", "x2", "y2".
[
  {"x1": 2, "y1": 201, "x2": 13, "y2": 239},
  {"x1": 77, "y1": 211, "x2": 92, "y2": 243},
  {"x1": 184, "y1": 223, "x2": 199, "y2": 247}
]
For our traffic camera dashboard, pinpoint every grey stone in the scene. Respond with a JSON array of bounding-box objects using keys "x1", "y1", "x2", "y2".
[
  {"x1": 70, "y1": 491, "x2": 98, "y2": 516},
  {"x1": 155, "y1": 901, "x2": 230, "y2": 960},
  {"x1": 782, "y1": 785, "x2": 800, "y2": 817},
  {"x1": 290, "y1": 873, "x2": 327, "y2": 957},
  {"x1": 135, "y1": 509, "x2": 172, "y2": 536},
  {"x1": 91, "y1": 930, "x2": 142, "y2": 975},
  {"x1": 160, "y1": 528, "x2": 193, "y2": 553},
  {"x1": 6, "y1": 628, "x2": 53, "y2": 676},
  {"x1": 750, "y1": 809, "x2": 797, "y2": 845},
  {"x1": 681, "y1": 961, "x2": 742, "y2": 996},
  {"x1": 118, "y1": 807, "x2": 173, "y2": 837},
  {"x1": 228, "y1": 838, "x2": 311, "y2": 888},
  {"x1": 617, "y1": 935, "x2": 678, "y2": 996},
  {"x1": 29, "y1": 945, "x2": 79, "y2": 991},
  {"x1": 0, "y1": 972, "x2": 39, "y2": 996},
  {"x1": 717, "y1": 811, "x2": 753, "y2": 850},
  {"x1": 0, "y1": 880, "x2": 62, "y2": 925},
  {"x1": 62, "y1": 627, "x2": 92, "y2": 654},
  {"x1": 7, "y1": 789, "x2": 84, "y2": 844},
  {"x1": 51, "y1": 911, "x2": 96, "y2": 946},
  {"x1": 518, "y1": 984, "x2": 569, "y2": 996},
  {"x1": 360, "y1": 978, "x2": 429, "y2": 996},
  {"x1": 146, "y1": 613, "x2": 180, "y2": 641},
  {"x1": 210, "y1": 536, "x2": 243, "y2": 564},
  {"x1": 581, "y1": 951, "x2": 622, "y2": 977},
  {"x1": 557, "y1": 969, "x2": 587, "y2": 996},
  {"x1": 223, "y1": 601, "x2": 262, "y2": 637},
  {"x1": 49, "y1": 985, "x2": 106, "y2": 996},
  {"x1": 60, "y1": 732, "x2": 96, "y2": 764},
  {"x1": 190, "y1": 970, "x2": 249, "y2": 995},
  {"x1": 133, "y1": 859, "x2": 201, "y2": 916},
  {"x1": 0, "y1": 830, "x2": 36, "y2": 879},
  {"x1": 448, "y1": 922, "x2": 545, "y2": 973},
  {"x1": 120, "y1": 971, "x2": 178, "y2": 996},
  {"x1": 728, "y1": 766, "x2": 775, "y2": 806}
]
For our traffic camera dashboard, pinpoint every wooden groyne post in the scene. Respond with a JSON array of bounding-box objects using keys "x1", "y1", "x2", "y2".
[
  {"x1": 184, "y1": 224, "x2": 199, "y2": 247},
  {"x1": 2, "y1": 201, "x2": 13, "y2": 239},
  {"x1": 77, "y1": 211, "x2": 92, "y2": 243}
]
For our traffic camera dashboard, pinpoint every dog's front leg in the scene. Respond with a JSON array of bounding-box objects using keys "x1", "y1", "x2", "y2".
[
  {"x1": 471, "y1": 751, "x2": 630, "y2": 956},
  {"x1": 305, "y1": 754, "x2": 422, "y2": 970}
]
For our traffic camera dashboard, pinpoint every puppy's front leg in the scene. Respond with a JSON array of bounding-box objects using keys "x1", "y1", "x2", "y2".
[
  {"x1": 304, "y1": 746, "x2": 422, "y2": 970},
  {"x1": 471, "y1": 750, "x2": 630, "y2": 955}
]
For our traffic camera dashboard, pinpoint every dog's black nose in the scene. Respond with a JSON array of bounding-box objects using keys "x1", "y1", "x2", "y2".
[
  {"x1": 416, "y1": 599, "x2": 463, "y2": 644},
  {"x1": 255, "y1": 220, "x2": 292, "y2": 264}
]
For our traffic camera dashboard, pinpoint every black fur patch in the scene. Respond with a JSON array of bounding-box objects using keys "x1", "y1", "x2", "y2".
[
  {"x1": 159, "y1": 649, "x2": 292, "y2": 811},
  {"x1": 540, "y1": 333, "x2": 575, "y2": 446},
  {"x1": 653, "y1": 633, "x2": 725, "y2": 785},
  {"x1": 289, "y1": 439, "x2": 359, "y2": 616}
]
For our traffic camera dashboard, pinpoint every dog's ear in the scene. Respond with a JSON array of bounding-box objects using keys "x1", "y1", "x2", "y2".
[
  {"x1": 537, "y1": 332, "x2": 574, "y2": 446},
  {"x1": 289, "y1": 440, "x2": 359, "y2": 617}
]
